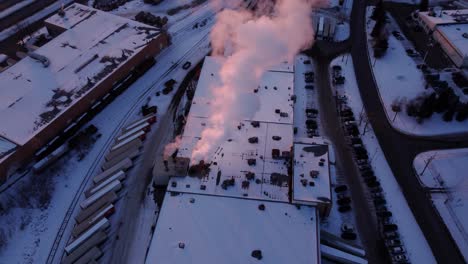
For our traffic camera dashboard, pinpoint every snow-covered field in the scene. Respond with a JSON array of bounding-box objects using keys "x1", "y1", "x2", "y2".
[
  {"x1": 0, "y1": 5, "x2": 213, "y2": 263},
  {"x1": 331, "y1": 53, "x2": 436, "y2": 263},
  {"x1": 413, "y1": 148, "x2": 468, "y2": 262},
  {"x1": 366, "y1": 7, "x2": 468, "y2": 136}
]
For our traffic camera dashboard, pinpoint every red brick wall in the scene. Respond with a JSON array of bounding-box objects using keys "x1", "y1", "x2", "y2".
[{"x1": 0, "y1": 33, "x2": 169, "y2": 183}]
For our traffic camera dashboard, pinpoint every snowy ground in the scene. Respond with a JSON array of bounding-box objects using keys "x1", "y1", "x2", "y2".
[
  {"x1": 413, "y1": 148, "x2": 468, "y2": 262},
  {"x1": 365, "y1": 7, "x2": 468, "y2": 136},
  {"x1": 0, "y1": 5, "x2": 213, "y2": 263},
  {"x1": 331, "y1": 53, "x2": 436, "y2": 263}
]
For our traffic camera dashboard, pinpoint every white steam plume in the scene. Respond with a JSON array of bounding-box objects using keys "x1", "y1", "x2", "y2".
[
  {"x1": 191, "y1": 0, "x2": 322, "y2": 162},
  {"x1": 163, "y1": 136, "x2": 182, "y2": 160}
]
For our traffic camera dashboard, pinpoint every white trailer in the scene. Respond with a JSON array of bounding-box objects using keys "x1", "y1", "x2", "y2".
[
  {"x1": 110, "y1": 136, "x2": 143, "y2": 152},
  {"x1": 32, "y1": 145, "x2": 69, "y2": 173},
  {"x1": 73, "y1": 247, "x2": 102, "y2": 264},
  {"x1": 105, "y1": 140, "x2": 142, "y2": 161},
  {"x1": 94, "y1": 158, "x2": 132, "y2": 184},
  {"x1": 116, "y1": 122, "x2": 150, "y2": 142},
  {"x1": 86, "y1": 171, "x2": 126, "y2": 198},
  {"x1": 80, "y1": 181, "x2": 122, "y2": 209},
  {"x1": 123, "y1": 114, "x2": 156, "y2": 132},
  {"x1": 75, "y1": 192, "x2": 117, "y2": 223},
  {"x1": 64, "y1": 218, "x2": 109, "y2": 254},
  {"x1": 72, "y1": 204, "x2": 115, "y2": 237},
  {"x1": 321, "y1": 244, "x2": 367, "y2": 264},
  {"x1": 63, "y1": 231, "x2": 107, "y2": 264},
  {"x1": 101, "y1": 149, "x2": 140, "y2": 171}
]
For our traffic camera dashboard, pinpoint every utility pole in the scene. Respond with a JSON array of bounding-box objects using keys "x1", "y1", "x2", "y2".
[
  {"x1": 420, "y1": 153, "x2": 437, "y2": 176},
  {"x1": 362, "y1": 118, "x2": 370, "y2": 135},
  {"x1": 392, "y1": 111, "x2": 398, "y2": 122}
]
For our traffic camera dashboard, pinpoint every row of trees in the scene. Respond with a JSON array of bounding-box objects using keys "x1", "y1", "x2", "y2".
[
  {"x1": 370, "y1": 1, "x2": 389, "y2": 58},
  {"x1": 401, "y1": 88, "x2": 468, "y2": 123}
]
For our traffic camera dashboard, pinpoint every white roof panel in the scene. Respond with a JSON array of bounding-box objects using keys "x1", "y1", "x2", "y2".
[{"x1": 146, "y1": 193, "x2": 320, "y2": 264}]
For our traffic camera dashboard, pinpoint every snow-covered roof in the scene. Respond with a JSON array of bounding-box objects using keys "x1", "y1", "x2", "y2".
[
  {"x1": 0, "y1": 136, "x2": 16, "y2": 159},
  {"x1": 418, "y1": 9, "x2": 468, "y2": 30},
  {"x1": 171, "y1": 115, "x2": 293, "y2": 202},
  {"x1": 437, "y1": 24, "x2": 468, "y2": 58},
  {"x1": 145, "y1": 193, "x2": 320, "y2": 264},
  {"x1": 189, "y1": 56, "x2": 294, "y2": 124},
  {"x1": 0, "y1": 3, "x2": 160, "y2": 145},
  {"x1": 170, "y1": 57, "x2": 296, "y2": 202},
  {"x1": 293, "y1": 138, "x2": 331, "y2": 205}
]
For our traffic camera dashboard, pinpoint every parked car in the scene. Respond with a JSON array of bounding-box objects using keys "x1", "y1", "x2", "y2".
[
  {"x1": 406, "y1": 49, "x2": 419, "y2": 57},
  {"x1": 305, "y1": 85, "x2": 314, "y2": 90},
  {"x1": 334, "y1": 185, "x2": 348, "y2": 193},
  {"x1": 383, "y1": 224, "x2": 399, "y2": 232},
  {"x1": 383, "y1": 231, "x2": 399, "y2": 239},
  {"x1": 341, "y1": 232, "x2": 357, "y2": 240},
  {"x1": 392, "y1": 30, "x2": 404, "y2": 40},
  {"x1": 373, "y1": 197, "x2": 387, "y2": 206},
  {"x1": 370, "y1": 186, "x2": 383, "y2": 193},
  {"x1": 337, "y1": 197, "x2": 351, "y2": 205},
  {"x1": 367, "y1": 180, "x2": 380, "y2": 188},
  {"x1": 338, "y1": 205, "x2": 351, "y2": 212},
  {"x1": 182, "y1": 61, "x2": 191, "y2": 70},
  {"x1": 385, "y1": 239, "x2": 402, "y2": 247},
  {"x1": 377, "y1": 210, "x2": 393, "y2": 218},
  {"x1": 392, "y1": 254, "x2": 408, "y2": 263},
  {"x1": 390, "y1": 246, "x2": 405, "y2": 255}
]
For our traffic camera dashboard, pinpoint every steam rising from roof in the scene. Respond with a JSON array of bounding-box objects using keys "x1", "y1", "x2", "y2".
[{"x1": 191, "y1": 0, "x2": 320, "y2": 162}]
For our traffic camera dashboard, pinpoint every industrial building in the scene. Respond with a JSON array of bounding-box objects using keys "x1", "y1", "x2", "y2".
[
  {"x1": 418, "y1": 9, "x2": 468, "y2": 68},
  {"x1": 0, "y1": 3, "x2": 168, "y2": 183},
  {"x1": 147, "y1": 57, "x2": 333, "y2": 264}
]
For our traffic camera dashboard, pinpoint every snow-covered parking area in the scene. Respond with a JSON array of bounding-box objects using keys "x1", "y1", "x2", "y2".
[
  {"x1": 413, "y1": 148, "x2": 468, "y2": 262},
  {"x1": 331, "y1": 53, "x2": 436, "y2": 263},
  {"x1": 365, "y1": 7, "x2": 468, "y2": 136}
]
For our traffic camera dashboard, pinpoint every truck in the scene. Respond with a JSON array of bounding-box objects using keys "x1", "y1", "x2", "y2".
[
  {"x1": 64, "y1": 218, "x2": 109, "y2": 254},
  {"x1": 72, "y1": 204, "x2": 115, "y2": 238},
  {"x1": 73, "y1": 247, "x2": 102, "y2": 264},
  {"x1": 80, "y1": 181, "x2": 122, "y2": 209},
  {"x1": 32, "y1": 145, "x2": 69, "y2": 173},
  {"x1": 110, "y1": 136, "x2": 144, "y2": 152},
  {"x1": 116, "y1": 122, "x2": 150, "y2": 143},
  {"x1": 104, "y1": 139, "x2": 142, "y2": 161},
  {"x1": 101, "y1": 149, "x2": 140, "y2": 171},
  {"x1": 75, "y1": 192, "x2": 117, "y2": 223},
  {"x1": 93, "y1": 158, "x2": 132, "y2": 184},
  {"x1": 123, "y1": 114, "x2": 156, "y2": 132},
  {"x1": 85, "y1": 171, "x2": 126, "y2": 198},
  {"x1": 63, "y1": 231, "x2": 107, "y2": 263}
]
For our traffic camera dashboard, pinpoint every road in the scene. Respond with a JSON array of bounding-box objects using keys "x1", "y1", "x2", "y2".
[{"x1": 349, "y1": 0, "x2": 468, "y2": 262}]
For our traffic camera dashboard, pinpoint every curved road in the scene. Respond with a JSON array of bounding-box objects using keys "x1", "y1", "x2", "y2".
[{"x1": 349, "y1": 0, "x2": 468, "y2": 262}]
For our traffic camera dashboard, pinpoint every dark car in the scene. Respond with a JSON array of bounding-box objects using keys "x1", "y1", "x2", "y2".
[
  {"x1": 338, "y1": 205, "x2": 351, "y2": 212},
  {"x1": 182, "y1": 61, "x2": 191, "y2": 70},
  {"x1": 334, "y1": 185, "x2": 348, "y2": 193},
  {"x1": 383, "y1": 224, "x2": 399, "y2": 232}
]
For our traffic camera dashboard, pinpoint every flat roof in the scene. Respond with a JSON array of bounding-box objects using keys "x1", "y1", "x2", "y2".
[
  {"x1": 189, "y1": 56, "x2": 294, "y2": 124},
  {"x1": 419, "y1": 9, "x2": 468, "y2": 30},
  {"x1": 146, "y1": 193, "x2": 320, "y2": 264},
  {"x1": 171, "y1": 115, "x2": 293, "y2": 202},
  {"x1": 0, "y1": 3, "x2": 160, "y2": 145},
  {"x1": 437, "y1": 24, "x2": 468, "y2": 58},
  {"x1": 170, "y1": 56, "x2": 295, "y2": 202},
  {"x1": 293, "y1": 140, "x2": 331, "y2": 205}
]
